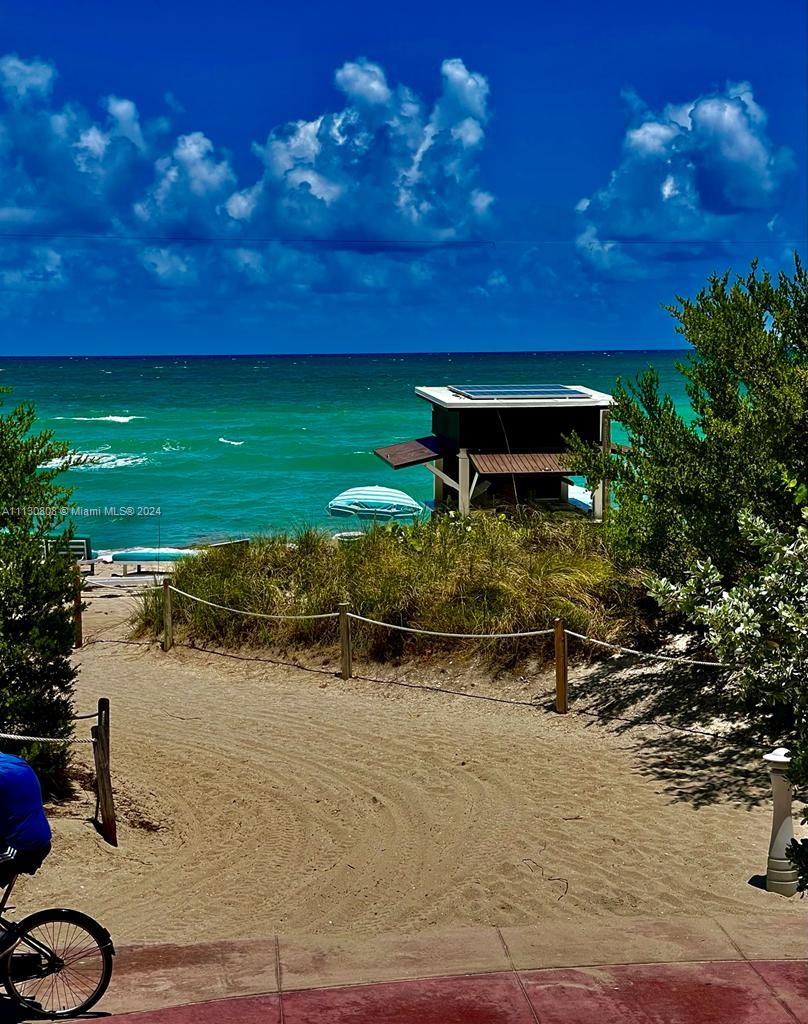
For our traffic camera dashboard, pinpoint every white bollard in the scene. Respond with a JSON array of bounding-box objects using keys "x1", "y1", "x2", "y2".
[{"x1": 763, "y1": 747, "x2": 798, "y2": 897}]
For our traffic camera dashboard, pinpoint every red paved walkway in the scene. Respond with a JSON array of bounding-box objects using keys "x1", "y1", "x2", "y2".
[{"x1": 104, "y1": 960, "x2": 807, "y2": 1023}]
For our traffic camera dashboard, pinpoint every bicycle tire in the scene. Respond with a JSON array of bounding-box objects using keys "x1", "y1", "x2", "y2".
[{"x1": 0, "y1": 907, "x2": 114, "y2": 1018}]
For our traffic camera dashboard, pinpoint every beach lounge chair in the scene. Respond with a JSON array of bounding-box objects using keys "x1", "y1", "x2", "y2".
[
  {"x1": 108, "y1": 547, "x2": 200, "y2": 575},
  {"x1": 43, "y1": 535, "x2": 98, "y2": 575},
  {"x1": 104, "y1": 539, "x2": 249, "y2": 575}
]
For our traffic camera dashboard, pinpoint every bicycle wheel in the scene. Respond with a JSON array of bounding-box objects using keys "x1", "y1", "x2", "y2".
[{"x1": 1, "y1": 908, "x2": 114, "y2": 1018}]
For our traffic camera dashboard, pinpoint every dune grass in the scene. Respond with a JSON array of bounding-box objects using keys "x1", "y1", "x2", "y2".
[{"x1": 135, "y1": 509, "x2": 647, "y2": 663}]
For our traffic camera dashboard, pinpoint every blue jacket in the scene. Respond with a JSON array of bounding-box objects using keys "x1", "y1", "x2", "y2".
[{"x1": 0, "y1": 753, "x2": 51, "y2": 851}]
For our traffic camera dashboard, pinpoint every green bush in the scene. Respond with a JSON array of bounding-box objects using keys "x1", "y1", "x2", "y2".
[
  {"x1": 570, "y1": 257, "x2": 808, "y2": 581},
  {"x1": 650, "y1": 510, "x2": 808, "y2": 890},
  {"x1": 137, "y1": 509, "x2": 646, "y2": 662},
  {"x1": 0, "y1": 393, "x2": 81, "y2": 794},
  {"x1": 570, "y1": 257, "x2": 808, "y2": 887}
]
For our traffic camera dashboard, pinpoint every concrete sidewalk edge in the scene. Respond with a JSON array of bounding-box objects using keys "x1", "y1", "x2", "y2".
[
  {"x1": 103, "y1": 960, "x2": 808, "y2": 1023},
  {"x1": 102, "y1": 912, "x2": 807, "y2": 1016}
]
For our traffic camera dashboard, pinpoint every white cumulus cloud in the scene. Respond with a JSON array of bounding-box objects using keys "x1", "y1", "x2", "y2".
[
  {"x1": 0, "y1": 49, "x2": 496, "y2": 310},
  {"x1": 0, "y1": 54, "x2": 56, "y2": 102},
  {"x1": 105, "y1": 96, "x2": 145, "y2": 151},
  {"x1": 576, "y1": 80, "x2": 794, "y2": 274},
  {"x1": 335, "y1": 59, "x2": 391, "y2": 106},
  {"x1": 242, "y1": 56, "x2": 492, "y2": 244}
]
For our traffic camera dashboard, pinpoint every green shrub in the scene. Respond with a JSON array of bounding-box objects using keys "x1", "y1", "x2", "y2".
[
  {"x1": 570, "y1": 257, "x2": 808, "y2": 581},
  {"x1": 650, "y1": 510, "x2": 808, "y2": 890},
  {"x1": 137, "y1": 509, "x2": 645, "y2": 662},
  {"x1": 0, "y1": 393, "x2": 81, "y2": 794}
]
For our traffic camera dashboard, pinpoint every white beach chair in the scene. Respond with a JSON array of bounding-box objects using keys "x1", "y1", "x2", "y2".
[{"x1": 43, "y1": 535, "x2": 98, "y2": 575}]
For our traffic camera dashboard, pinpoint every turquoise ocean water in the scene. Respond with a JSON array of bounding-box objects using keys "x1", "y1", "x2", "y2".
[{"x1": 0, "y1": 352, "x2": 689, "y2": 549}]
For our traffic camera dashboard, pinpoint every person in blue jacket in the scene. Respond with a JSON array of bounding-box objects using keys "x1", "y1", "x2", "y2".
[{"x1": 0, "y1": 752, "x2": 52, "y2": 886}]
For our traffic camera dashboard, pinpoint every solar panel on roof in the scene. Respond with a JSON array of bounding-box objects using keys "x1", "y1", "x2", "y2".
[{"x1": 448, "y1": 384, "x2": 589, "y2": 400}]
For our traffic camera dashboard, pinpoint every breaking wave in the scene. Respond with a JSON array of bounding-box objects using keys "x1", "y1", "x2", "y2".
[
  {"x1": 55, "y1": 415, "x2": 145, "y2": 423},
  {"x1": 42, "y1": 449, "x2": 149, "y2": 471}
]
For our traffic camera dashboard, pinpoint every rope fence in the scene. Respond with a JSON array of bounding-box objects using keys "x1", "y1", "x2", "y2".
[
  {"x1": 74, "y1": 572, "x2": 730, "y2": 673},
  {"x1": 150, "y1": 583, "x2": 731, "y2": 714},
  {"x1": 0, "y1": 732, "x2": 95, "y2": 744},
  {"x1": 345, "y1": 612, "x2": 554, "y2": 640},
  {"x1": 83, "y1": 579, "x2": 163, "y2": 591},
  {"x1": 0, "y1": 709, "x2": 100, "y2": 743},
  {"x1": 564, "y1": 630, "x2": 729, "y2": 668},
  {"x1": 167, "y1": 586, "x2": 340, "y2": 621}
]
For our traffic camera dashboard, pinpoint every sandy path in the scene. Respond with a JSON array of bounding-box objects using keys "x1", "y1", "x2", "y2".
[{"x1": 20, "y1": 583, "x2": 799, "y2": 946}]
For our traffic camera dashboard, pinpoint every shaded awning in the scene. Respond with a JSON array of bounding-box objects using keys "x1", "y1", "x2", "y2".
[
  {"x1": 469, "y1": 451, "x2": 574, "y2": 475},
  {"x1": 374, "y1": 435, "x2": 443, "y2": 469}
]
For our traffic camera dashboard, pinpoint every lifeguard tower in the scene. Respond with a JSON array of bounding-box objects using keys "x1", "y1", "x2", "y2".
[{"x1": 374, "y1": 383, "x2": 613, "y2": 518}]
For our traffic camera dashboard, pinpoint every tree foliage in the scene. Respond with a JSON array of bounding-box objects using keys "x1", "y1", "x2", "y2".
[
  {"x1": 0, "y1": 392, "x2": 82, "y2": 792},
  {"x1": 571, "y1": 257, "x2": 808, "y2": 580},
  {"x1": 570, "y1": 258, "x2": 808, "y2": 889},
  {"x1": 650, "y1": 510, "x2": 808, "y2": 891}
]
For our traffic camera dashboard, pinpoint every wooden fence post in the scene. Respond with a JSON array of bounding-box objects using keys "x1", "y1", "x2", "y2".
[
  {"x1": 338, "y1": 602, "x2": 353, "y2": 680},
  {"x1": 73, "y1": 565, "x2": 83, "y2": 649},
  {"x1": 601, "y1": 411, "x2": 612, "y2": 517},
  {"x1": 92, "y1": 697, "x2": 118, "y2": 846},
  {"x1": 162, "y1": 578, "x2": 173, "y2": 652},
  {"x1": 554, "y1": 617, "x2": 568, "y2": 714}
]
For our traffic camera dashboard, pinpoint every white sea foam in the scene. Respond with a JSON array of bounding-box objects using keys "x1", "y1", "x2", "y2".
[
  {"x1": 55, "y1": 415, "x2": 145, "y2": 423},
  {"x1": 43, "y1": 451, "x2": 149, "y2": 471},
  {"x1": 162, "y1": 441, "x2": 187, "y2": 452},
  {"x1": 218, "y1": 437, "x2": 245, "y2": 446},
  {"x1": 83, "y1": 452, "x2": 149, "y2": 470}
]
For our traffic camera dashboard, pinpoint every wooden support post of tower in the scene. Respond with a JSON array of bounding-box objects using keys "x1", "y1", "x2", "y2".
[
  {"x1": 601, "y1": 410, "x2": 611, "y2": 517},
  {"x1": 458, "y1": 448, "x2": 471, "y2": 516}
]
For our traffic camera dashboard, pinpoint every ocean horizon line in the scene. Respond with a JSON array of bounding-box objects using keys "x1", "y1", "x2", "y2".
[{"x1": 0, "y1": 346, "x2": 690, "y2": 361}]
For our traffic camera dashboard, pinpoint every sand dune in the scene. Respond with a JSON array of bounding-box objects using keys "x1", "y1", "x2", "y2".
[{"x1": 21, "y1": 584, "x2": 800, "y2": 946}]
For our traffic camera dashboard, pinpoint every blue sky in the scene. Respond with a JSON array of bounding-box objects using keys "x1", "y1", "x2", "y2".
[{"x1": 0, "y1": 0, "x2": 805, "y2": 354}]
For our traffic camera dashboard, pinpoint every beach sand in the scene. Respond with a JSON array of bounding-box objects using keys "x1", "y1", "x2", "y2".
[{"x1": 18, "y1": 566, "x2": 802, "y2": 946}]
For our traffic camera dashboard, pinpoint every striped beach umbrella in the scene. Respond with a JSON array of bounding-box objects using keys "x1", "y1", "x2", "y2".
[{"x1": 326, "y1": 486, "x2": 425, "y2": 521}]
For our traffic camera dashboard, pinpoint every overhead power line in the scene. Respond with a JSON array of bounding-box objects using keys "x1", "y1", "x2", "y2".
[{"x1": 0, "y1": 233, "x2": 803, "y2": 247}]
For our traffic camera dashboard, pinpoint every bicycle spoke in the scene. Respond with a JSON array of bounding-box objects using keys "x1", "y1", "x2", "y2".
[
  {"x1": 66, "y1": 924, "x2": 89, "y2": 960},
  {"x1": 65, "y1": 962, "x2": 101, "y2": 986},
  {"x1": 56, "y1": 922, "x2": 75, "y2": 957},
  {"x1": 63, "y1": 968, "x2": 96, "y2": 993},
  {"x1": 59, "y1": 968, "x2": 84, "y2": 1007},
  {"x1": 58, "y1": 971, "x2": 71, "y2": 1012},
  {"x1": 52, "y1": 972, "x2": 64, "y2": 1013},
  {"x1": 19, "y1": 970, "x2": 48, "y2": 1006},
  {"x1": 29, "y1": 968, "x2": 52, "y2": 1009},
  {"x1": 61, "y1": 941, "x2": 104, "y2": 965},
  {"x1": 61, "y1": 972, "x2": 75, "y2": 1012},
  {"x1": 62, "y1": 956, "x2": 102, "y2": 978}
]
